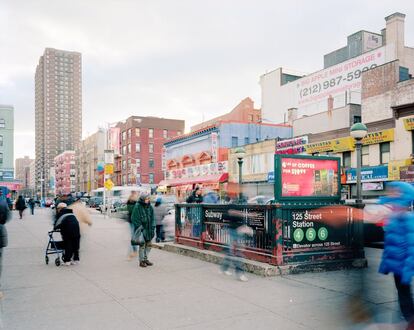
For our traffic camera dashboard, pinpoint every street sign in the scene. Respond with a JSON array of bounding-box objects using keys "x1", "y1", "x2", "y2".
[
  {"x1": 104, "y1": 150, "x2": 115, "y2": 164},
  {"x1": 104, "y1": 164, "x2": 114, "y2": 175},
  {"x1": 104, "y1": 179, "x2": 114, "y2": 191}
]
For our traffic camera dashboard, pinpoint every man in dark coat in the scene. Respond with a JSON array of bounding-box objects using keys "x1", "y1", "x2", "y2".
[
  {"x1": 186, "y1": 187, "x2": 203, "y2": 204},
  {"x1": 131, "y1": 194, "x2": 155, "y2": 268},
  {"x1": 55, "y1": 203, "x2": 81, "y2": 266},
  {"x1": 15, "y1": 195, "x2": 26, "y2": 219},
  {"x1": 0, "y1": 191, "x2": 10, "y2": 298}
]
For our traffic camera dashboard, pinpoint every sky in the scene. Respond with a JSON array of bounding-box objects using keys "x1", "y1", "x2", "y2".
[{"x1": 1, "y1": 0, "x2": 414, "y2": 161}]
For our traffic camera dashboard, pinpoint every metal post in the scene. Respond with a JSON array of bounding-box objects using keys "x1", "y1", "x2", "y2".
[
  {"x1": 355, "y1": 139, "x2": 362, "y2": 204},
  {"x1": 238, "y1": 158, "x2": 243, "y2": 204}
]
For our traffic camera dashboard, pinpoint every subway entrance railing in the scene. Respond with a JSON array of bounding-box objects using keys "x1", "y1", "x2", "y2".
[{"x1": 175, "y1": 203, "x2": 364, "y2": 266}]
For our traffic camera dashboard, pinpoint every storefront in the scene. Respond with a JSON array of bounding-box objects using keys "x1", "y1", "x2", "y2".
[
  {"x1": 345, "y1": 165, "x2": 389, "y2": 199},
  {"x1": 159, "y1": 161, "x2": 228, "y2": 200}
]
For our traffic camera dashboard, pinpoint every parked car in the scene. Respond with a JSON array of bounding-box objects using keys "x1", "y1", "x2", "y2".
[
  {"x1": 247, "y1": 195, "x2": 273, "y2": 205},
  {"x1": 89, "y1": 197, "x2": 103, "y2": 208},
  {"x1": 99, "y1": 199, "x2": 123, "y2": 213}
]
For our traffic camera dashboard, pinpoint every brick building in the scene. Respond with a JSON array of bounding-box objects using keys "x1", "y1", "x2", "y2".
[
  {"x1": 54, "y1": 151, "x2": 76, "y2": 195},
  {"x1": 190, "y1": 97, "x2": 261, "y2": 132},
  {"x1": 113, "y1": 116, "x2": 185, "y2": 186}
]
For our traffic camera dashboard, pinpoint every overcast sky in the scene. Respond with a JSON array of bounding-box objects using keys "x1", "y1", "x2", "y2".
[{"x1": 1, "y1": 0, "x2": 414, "y2": 160}]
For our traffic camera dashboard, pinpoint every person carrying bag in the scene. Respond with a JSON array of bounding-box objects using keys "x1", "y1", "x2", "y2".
[{"x1": 131, "y1": 193, "x2": 155, "y2": 268}]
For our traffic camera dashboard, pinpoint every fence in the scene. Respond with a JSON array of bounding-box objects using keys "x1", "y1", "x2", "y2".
[{"x1": 175, "y1": 203, "x2": 364, "y2": 266}]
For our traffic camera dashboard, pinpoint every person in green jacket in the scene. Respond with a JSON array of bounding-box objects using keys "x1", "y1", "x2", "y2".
[
  {"x1": 131, "y1": 193, "x2": 155, "y2": 268},
  {"x1": 126, "y1": 191, "x2": 138, "y2": 261}
]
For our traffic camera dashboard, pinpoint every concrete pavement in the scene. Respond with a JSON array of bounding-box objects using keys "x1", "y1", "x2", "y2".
[{"x1": 0, "y1": 208, "x2": 407, "y2": 329}]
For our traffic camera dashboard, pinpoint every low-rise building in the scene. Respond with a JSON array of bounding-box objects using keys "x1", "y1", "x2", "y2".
[{"x1": 54, "y1": 151, "x2": 76, "y2": 195}]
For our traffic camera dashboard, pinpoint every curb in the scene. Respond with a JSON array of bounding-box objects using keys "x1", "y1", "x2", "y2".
[{"x1": 152, "y1": 242, "x2": 367, "y2": 277}]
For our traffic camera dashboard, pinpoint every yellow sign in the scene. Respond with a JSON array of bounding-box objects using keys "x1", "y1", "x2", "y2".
[
  {"x1": 388, "y1": 159, "x2": 412, "y2": 181},
  {"x1": 104, "y1": 164, "x2": 114, "y2": 175},
  {"x1": 305, "y1": 137, "x2": 355, "y2": 154},
  {"x1": 361, "y1": 128, "x2": 394, "y2": 146},
  {"x1": 104, "y1": 179, "x2": 114, "y2": 191},
  {"x1": 404, "y1": 117, "x2": 414, "y2": 131}
]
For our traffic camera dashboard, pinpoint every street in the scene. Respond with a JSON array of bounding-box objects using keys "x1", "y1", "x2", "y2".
[{"x1": 0, "y1": 208, "x2": 405, "y2": 330}]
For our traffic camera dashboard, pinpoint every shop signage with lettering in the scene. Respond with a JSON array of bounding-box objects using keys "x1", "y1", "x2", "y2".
[
  {"x1": 305, "y1": 136, "x2": 355, "y2": 154},
  {"x1": 346, "y1": 165, "x2": 388, "y2": 183},
  {"x1": 361, "y1": 129, "x2": 394, "y2": 146},
  {"x1": 403, "y1": 118, "x2": 414, "y2": 131},
  {"x1": 400, "y1": 165, "x2": 414, "y2": 182},
  {"x1": 276, "y1": 136, "x2": 308, "y2": 154},
  {"x1": 388, "y1": 159, "x2": 412, "y2": 181},
  {"x1": 165, "y1": 161, "x2": 228, "y2": 180}
]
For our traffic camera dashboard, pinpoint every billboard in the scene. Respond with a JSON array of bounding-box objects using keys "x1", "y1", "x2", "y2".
[{"x1": 275, "y1": 155, "x2": 340, "y2": 201}]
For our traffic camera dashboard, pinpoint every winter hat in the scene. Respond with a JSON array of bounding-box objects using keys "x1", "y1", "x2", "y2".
[
  {"x1": 139, "y1": 193, "x2": 150, "y2": 202},
  {"x1": 57, "y1": 202, "x2": 67, "y2": 210}
]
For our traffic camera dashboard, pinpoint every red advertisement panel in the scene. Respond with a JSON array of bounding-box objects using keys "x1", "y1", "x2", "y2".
[{"x1": 280, "y1": 157, "x2": 339, "y2": 197}]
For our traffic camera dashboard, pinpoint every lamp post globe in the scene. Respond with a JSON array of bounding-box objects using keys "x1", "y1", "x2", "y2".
[{"x1": 350, "y1": 122, "x2": 368, "y2": 140}]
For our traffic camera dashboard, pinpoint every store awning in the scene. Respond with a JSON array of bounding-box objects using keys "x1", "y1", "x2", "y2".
[{"x1": 159, "y1": 173, "x2": 228, "y2": 187}]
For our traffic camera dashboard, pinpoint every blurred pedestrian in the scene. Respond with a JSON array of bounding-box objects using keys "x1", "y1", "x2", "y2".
[
  {"x1": 131, "y1": 194, "x2": 155, "y2": 268},
  {"x1": 15, "y1": 195, "x2": 26, "y2": 219},
  {"x1": 220, "y1": 208, "x2": 253, "y2": 282},
  {"x1": 67, "y1": 198, "x2": 93, "y2": 231},
  {"x1": 186, "y1": 187, "x2": 203, "y2": 204},
  {"x1": 28, "y1": 198, "x2": 35, "y2": 215},
  {"x1": 154, "y1": 197, "x2": 168, "y2": 243},
  {"x1": 203, "y1": 191, "x2": 219, "y2": 204},
  {"x1": 378, "y1": 181, "x2": 414, "y2": 327},
  {"x1": 0, "y1": 190, "x2": 11, "y2": 299},
  {"x1": 54, "y1": 203, "x2": 81, "y2": 266},
  {"x1": 126, "y1": 191, "x2": 138, "y2": 261}
]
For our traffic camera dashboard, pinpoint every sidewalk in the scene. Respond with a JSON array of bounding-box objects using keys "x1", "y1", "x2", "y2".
[{"x1": 0, "y1": 208, "x2": 405, "y2": 330}]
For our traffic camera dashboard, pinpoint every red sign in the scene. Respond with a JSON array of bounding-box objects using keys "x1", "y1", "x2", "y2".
[{"x1": 280, "y1": 157, "x2": 339, "y2": 197}]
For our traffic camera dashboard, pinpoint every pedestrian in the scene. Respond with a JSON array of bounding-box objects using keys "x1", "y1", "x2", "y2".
[
  {"x1": 28, "y1": 198, "x2": 35, "y2": 215},
  {"x1": 378, "y1": 181, "x2": 414, "y2": 327},
  {"x1": 126, "y1": 191, "x2": 138, "y2": 261},
  {"x1": 131, "y1": 193, "x2": 155, "y2": 268},
  {"x1": 67, "y1": 198, "x2": 93, "y2": 230},
  {"x1": 15, "y1": 195, "x2": 26, "y2": 219},
  {"x1": 186, "y1": 187, "x2": 203, "y2": 204},
  {"x1": 154, "y1": 197, "x2": 168, "y2": 243},
  {"x1": 220, "y1": 208, "x2": 253, "y2": 282},
  {"x1": 54, "y1": 203, "x2": 81, "y2": 266},
  {"x1": 0, "y1": 190, "x2": 11, "y2": 299},
  {"x1": 203, "y1": 190, "x2": 219, "y2": 204}
]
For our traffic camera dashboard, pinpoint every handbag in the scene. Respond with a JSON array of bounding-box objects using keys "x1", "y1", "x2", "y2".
[{"x1": 131, "y1": 226, "x2": 145, "y2": 246}]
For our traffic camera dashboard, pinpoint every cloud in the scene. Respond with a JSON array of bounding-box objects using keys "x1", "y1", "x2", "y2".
[{"x1": 1, "y1": 0, "x2": 414, "y2": 161}]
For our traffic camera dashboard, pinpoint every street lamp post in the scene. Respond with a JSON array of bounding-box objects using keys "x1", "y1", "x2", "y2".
[
  {"x1": 235, "y1": 147, "x2": 246, "y2": 204},
  {"x1": 350, "y1": 123, "x2": 368, "y2": 205}
]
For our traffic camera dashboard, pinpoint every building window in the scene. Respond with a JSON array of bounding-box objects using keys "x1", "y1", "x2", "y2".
[
  {"x1": 149, "y1": 173, "x2": 154, "y2": 184},
  {"x1": 0, "y1": 153, "x2": 2, "y2": 164},
  {"x1": 231, "y1": 136, "x2": 238, "y2": 147},
  {"x1": 244, "y1": 137, "x2": 249, "y2": 145},
  {"x1": 127, "y1": 159, "x2": 131, "y2": 168},
  {"x1": 136, "y1": 158, "x2": 141, "y2": 167},
  {"x1": 149, "y1": 143, "x2": 154, "y2": 153},
  {"x1": 122, "y1": 131, "x2": 126, "y2": 141},
  {"x1": 122, "y1": 160, "x2": 126, "y2": 170},
  {"x1": 127, "y1": 129, "x2": 131, "y2": 139},
  {"x1": 353, "y1": 116, "x2": 362, "y2": 124},
  {"x1": 163, "y1": 129, "x2": 168, "y2": 139},
  {"x1": 149, "y1": 159, "x2": 154, "y2": 168},
  {"x1": 0, "y1": 119, "x2": 4, "y2": 128},
  {"x1": 136, "y1": 143, "x2": 141, "y2": 153},
  {"x1": 362, "y1": 145, "x2": 369, "y2": 167},
  {"x1": 0, "y1": 135, "x2": 3, "y2": 147},
  {"x1": 127, "y1": 143, "x2": 131, "y2": 154},
  {"x1": 122, "y1": 175, "x2": 126, "y2": 185},
  {"x1": 122, "y1": 145, "x2": 127, "y2": 155},
  {"x1": 380, "y1": 142, "x2": 390, "y2": 164},
  {"x1": 135, "y1": 128, "x2": 140, "y2": 137},
  {"x1": 149, "y1": 128, "x2": 154, "y2": 139},
  {"x1": 342, "y1": 151, "x2": 351, "y2": 168},
  {"x1": 412, "y1": 131, "x2": 414, "y2": 155}
]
